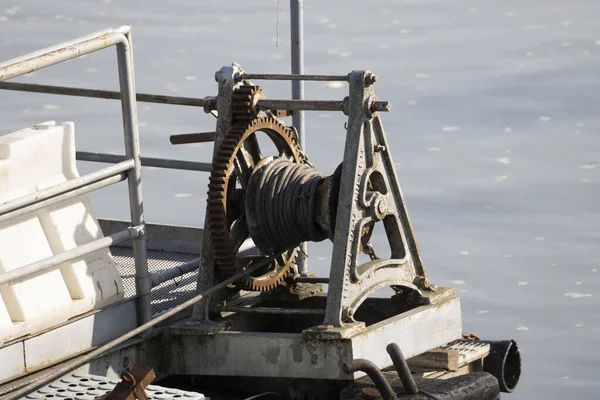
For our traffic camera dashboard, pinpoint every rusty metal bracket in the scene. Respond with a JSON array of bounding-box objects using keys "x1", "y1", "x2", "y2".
[{"x1": 95, "y1": 363, "x2": 155, "y2": 400}]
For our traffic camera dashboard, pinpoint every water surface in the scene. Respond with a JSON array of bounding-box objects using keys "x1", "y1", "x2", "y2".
[{"x1": 1, "y1": 1, "x2": 599, "y2": 398}]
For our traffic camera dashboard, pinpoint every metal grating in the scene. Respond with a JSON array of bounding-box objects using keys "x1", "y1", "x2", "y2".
[
  {"x1": 22, "y1": 373, "x2": 204, "y2": 399},
  {"x1": 110, "y1": 246, "x2": 199, "y2": 316}
]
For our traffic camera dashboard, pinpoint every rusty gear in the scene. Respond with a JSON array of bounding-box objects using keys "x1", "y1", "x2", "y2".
[{"x1": 207, "y1": 85, "x2": 303, "y2": 291}]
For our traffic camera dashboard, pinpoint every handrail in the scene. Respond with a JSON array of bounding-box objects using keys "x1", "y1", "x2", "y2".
[
  {"x1": 0, "y1": 25, "x2": 151, "y2": 324},
  {"x1": 0, "y1": 226, "x2": 141, "y2": 286},
  {"x1": 0, "y1": 159, "x2": 133, "y2": 216}
]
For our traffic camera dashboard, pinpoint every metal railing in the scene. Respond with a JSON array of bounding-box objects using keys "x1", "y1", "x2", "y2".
[{"x1": 0, "y1": 25, "x2": 152, "y2": 325}]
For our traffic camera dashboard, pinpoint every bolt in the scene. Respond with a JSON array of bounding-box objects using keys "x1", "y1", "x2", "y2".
[
  {"x1": 377, "y1": 199, "x2": 387, "y2": 216},
  {"x1": 233, "y1": 71, "x2": 243, "y2": 82},
  {"x1": 374, "y1": 144, "x2": 386, "y2": 152},
  {"x1": 365, "y1": 73, "x2": 378, "y2": 85}
]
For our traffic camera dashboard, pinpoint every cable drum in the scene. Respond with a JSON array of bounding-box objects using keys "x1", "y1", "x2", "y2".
[{"x1": 246, "y1": 157, "x2": 329, "y2": 254}]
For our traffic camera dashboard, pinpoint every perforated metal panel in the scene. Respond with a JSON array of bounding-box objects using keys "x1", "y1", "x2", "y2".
[
  {"x1": 22, "y1": 373, "x2": 204, "y2": 399},
  {"x1": 110, "y1": 247, "x2": 198, "y2": 316}
]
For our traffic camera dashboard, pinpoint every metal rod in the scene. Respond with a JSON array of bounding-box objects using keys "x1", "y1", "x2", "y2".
[
  {"x1": 150, "y1": 257, "x2": 201, "y2": 287},
  {"x1": 259, "y1": 99, "x2": 342, "y2": 111},
  {"x1": 241, "y1": 73, "x2": 348, "y2": 81},
  {"x1": 386, "y1": 343, "x2": 419, "y2": 395},
  {"x1": 0, "y1": 173, "x2": 126, "y2": 225},
  {"x1": 116, "y1": 30, "x2": 151, "y2": 326},
  {"x1": 76, "y1": 151, "x2": 212, "y2": 172},
  {"x1": 0, "y1": 26, "x2": 130, "y2": 82},
  {"x1": 2, "y1": 252, "x2": 283, "y2": 400},
  {"x1": 291, "y1": 0, "x2": 308, "y2": 276},
  {"x1": 0, "y1": 227, "x2": 138, "y2": 286},
  {"x1": 256, "y1": 98, "x2": 391, "y2": 113},
  {"x1": 294, "y1": 277, "x2": 329, "y2": 284},
  {"x1": 170, "y1": 131, "x2": 216, "y2": 145},
  {"x1": 0, "y1": 81, "x2": 215, "y2": 108},
  {"x1": 343, "y1": 359, "x2": 398, "y2": 400},
  {"x1": 0, "y1": 159, "x2": 134, "y2": 217},
  {"x1": 220, "y1": 306, "x2": 325, "y2": 315}
]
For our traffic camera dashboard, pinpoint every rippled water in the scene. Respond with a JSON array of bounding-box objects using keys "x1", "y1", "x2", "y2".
[{"x1": 1, "y1": 1, "x2": 600, "y2": 398}]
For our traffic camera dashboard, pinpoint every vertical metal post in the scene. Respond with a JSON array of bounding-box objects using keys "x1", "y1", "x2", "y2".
[
  {"x1": 291, "y1": 0, "x2": 308, "y2": 275},
  {"x1": 116, "y1": 30, "x2": 151, "y2": 325}
]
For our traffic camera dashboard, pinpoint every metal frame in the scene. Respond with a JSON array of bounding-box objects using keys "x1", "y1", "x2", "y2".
[{"x1": 0, "y1": 25, "x2": 151, "y2": 325}]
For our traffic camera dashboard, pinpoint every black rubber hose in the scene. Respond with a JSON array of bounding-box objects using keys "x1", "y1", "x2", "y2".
[
  {"x1": 479, "y1": 340, "x2": 522, "y2": 393},
  {"x1": 385, "y1": 343, "x2": 419, "y2": 395},
  {"x1": 343, "y1": 359, "x2": 397, "y2": 400}
]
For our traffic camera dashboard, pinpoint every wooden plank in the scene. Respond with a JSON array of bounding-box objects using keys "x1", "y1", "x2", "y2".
[{"x1": 407, "y1": 348, "x2": 460, "y2": 371}]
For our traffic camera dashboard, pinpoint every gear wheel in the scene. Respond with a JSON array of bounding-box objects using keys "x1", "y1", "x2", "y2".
[{"x1": 207, "y1": 85, "x2": 303, "y2": 291}]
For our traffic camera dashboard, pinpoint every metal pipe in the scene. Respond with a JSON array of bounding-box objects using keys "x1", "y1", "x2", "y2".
[
  {"x1": 241, "y1": 73, "x2": 348, "y2": 81},
  {"x1": 342, "y1": 359, "x2": 397, "y2": 400},
  {"x1": 220, "y1": 306, "x2": 325, "y2": 315},
  {"x1": 291, "y1": 0, "x2": 308, "y2": 276},
  {"x1": 0, "y1": 173, "x2": 126, "y2": 224},
  {"x1": 116, "y1": 30, "x2": 151, "y2": 326},
  {"x1": 294, "y1": 277, "x2": 329, "y2": 284},
  {"x1": 0, "y1": 159, "x2": 134, "y2": 217},
  {"x1": 150, "y1": 257, "x2": 201, "y2": 287},
  {"x1": 169, "y1": 131, "x2": 216, "y2": 145},
  {"x1": 256, "y1": 98, "x2": 391, "y2": 113},
  {"x1": 386, "y1": 343, "x2": 419, "y2": 395},
  {"x1": 0, "y1": 27, "x2": 130, "y2": 82},
  {"x1": 0, "y1": 227, "x2": 138, "y2": 286},
  {"x1": 2, "y1": 252, "x2": 283, "y2": 400},
  {"x1": 0, "y1": 81, "x2": 215, "y2": 108},
  {"x1": 76, "y1": 151, "x2": 212, "y2": 172}
]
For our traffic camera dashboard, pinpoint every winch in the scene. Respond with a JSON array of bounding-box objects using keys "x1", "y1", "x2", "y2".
[{"x1": 164, "y1": 65, "x2": 463, "y2": 381}]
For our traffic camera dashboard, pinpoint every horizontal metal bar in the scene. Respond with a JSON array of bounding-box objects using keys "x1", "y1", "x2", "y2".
[
  {"x1": 258, "y1": 99, "x2": 344, "y2": 112},
  {"x1": 294, "y1": 277, "x2": 329, "y2": 284},
  {"x1": 170, "y1": 131, "x2": 216, "y2": 145},
  {"x1": 0, "y1": 159, "x2": 134, "y2": 217},
  {"x1": 0, "y1": 27, "x2": 130, "y2": 82},
  {"x1": 0, "y1": 173, "x2": 126, "y2": 224},
  {"x1": 0, "y1": 82, "x2": 216, "y2": 108},
  {"x1": 76, "y1": 151, "x2": 212, "y2": 172},
  {"x1": 242, "y1": 73, "x2": 348, "y2": 81},
  {"x1": 256, "y1": 98, "x2": 391, "y2": 113},
  {"x1": 0, "y1": 227, "x2": 139, "y2": 286},
  {"x1": 5, "y1": 251, "x2": 285, "y2": 399},
  {"x1": 150, "y1": 257, "x2": 201, "y2": 287},
  {"x1": 220, "y1": 306, "x2": 325, "y2": 315}
]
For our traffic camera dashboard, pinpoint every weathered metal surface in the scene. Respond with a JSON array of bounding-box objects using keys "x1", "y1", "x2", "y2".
[
  {"x1": 256, "y1": 98, "x2": 390, "y2": 113},
  {"x1": 166, "y1": 295, "x2": 461, "y2": 380},
  {"x1": 298, "y1": 70, "x2": 429, "y2": 330},
  {"x1": 96, "y1": 363, "x2": 155, "y2": 400},
  {"x1": 76, "y1": 151, "x2": 212, "y2": 172},
  {"x1": 0, "y1": 81, "x2": 216, "y2": 108},
  {"x1": 192, "y1": 64, "x2": 241, "y2": 324}
]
